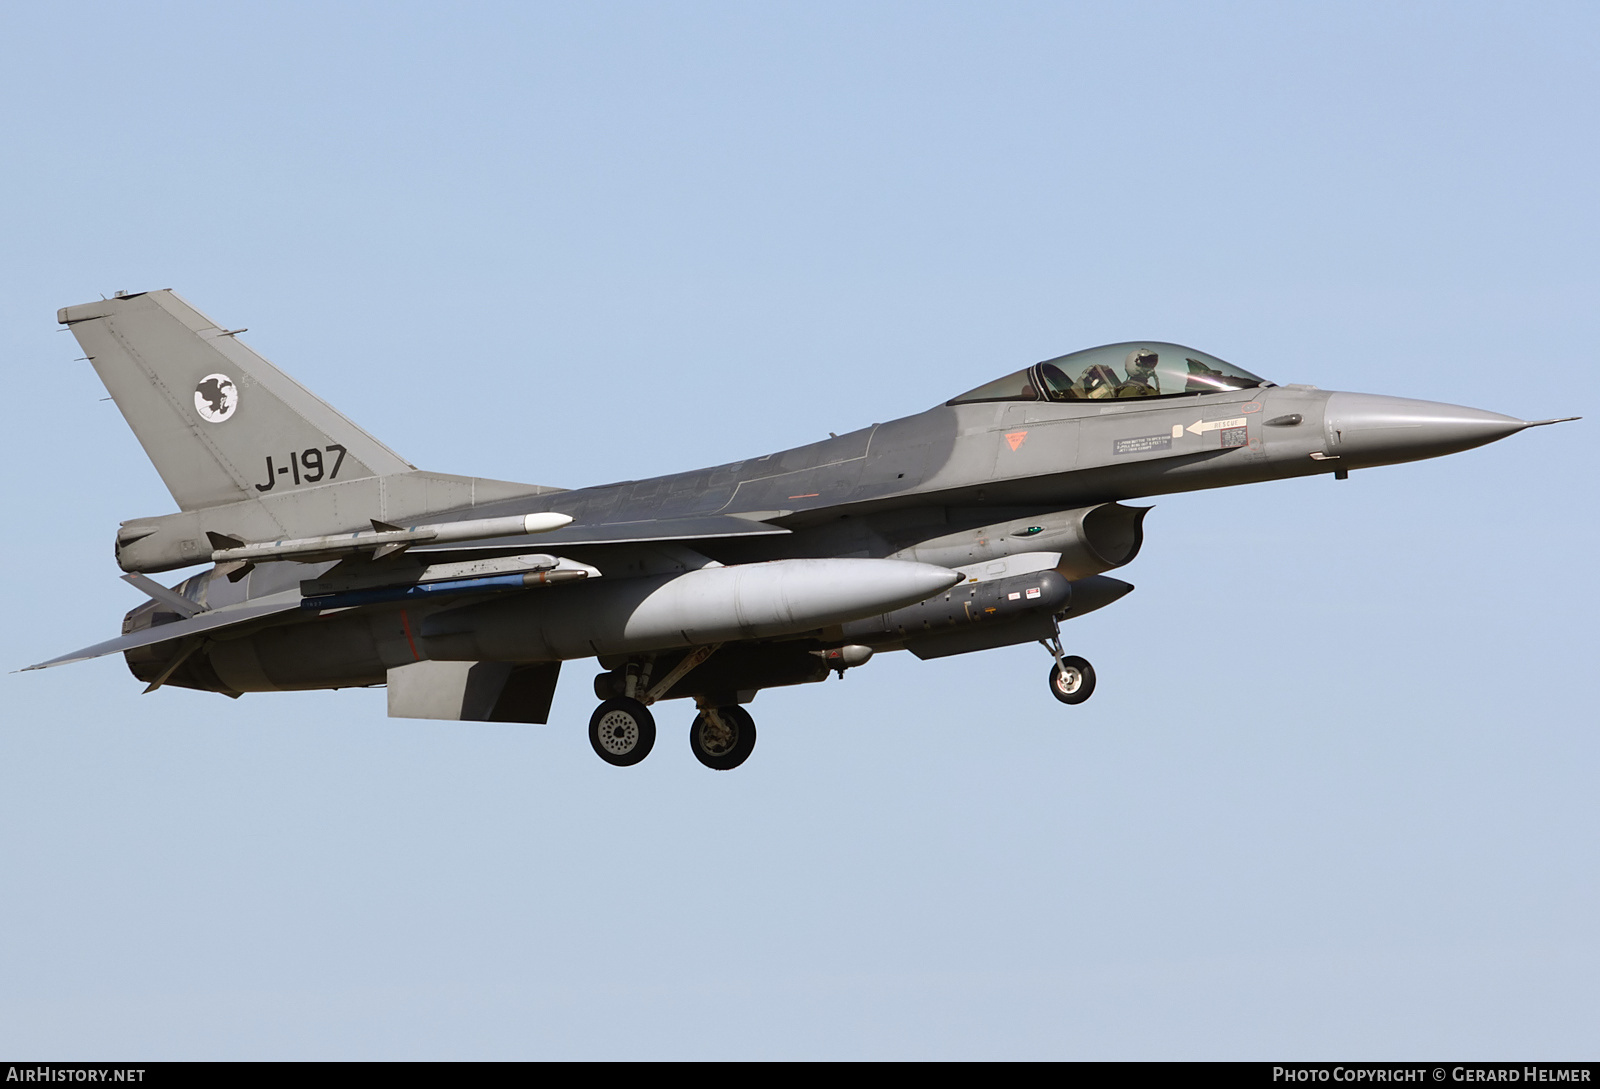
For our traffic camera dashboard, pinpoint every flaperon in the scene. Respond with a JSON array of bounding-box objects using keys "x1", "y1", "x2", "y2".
[{"x1": 29, "y1": 289, "x2": 1578, "y2": 770}]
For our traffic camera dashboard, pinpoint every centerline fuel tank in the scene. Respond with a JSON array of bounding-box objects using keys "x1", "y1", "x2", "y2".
[{"x1": 419, "y1": 557, "x2": 963, "y2": 661}]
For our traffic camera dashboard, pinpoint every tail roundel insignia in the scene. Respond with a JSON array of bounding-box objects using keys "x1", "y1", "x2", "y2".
[{"x1": 193, "y1": 374, "x2": 238, "y2": 423}]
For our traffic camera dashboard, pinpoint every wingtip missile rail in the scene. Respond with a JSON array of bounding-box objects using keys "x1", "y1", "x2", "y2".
[{"x1": 207, "y1": 512, "x2": 574, "y2": 565}]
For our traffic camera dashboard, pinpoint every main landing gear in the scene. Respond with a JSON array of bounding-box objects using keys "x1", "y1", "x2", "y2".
[
  {"x1": 588, "y1": 698, "x2": 656, "y2": 766},
  {"x1": 588, "y1": 695, "x2": 758, "y2": 770},
  {"x1": 587, "y1": 648, "x2": 757, "y2": 770},
  {"x1": 689, "y1": 705, "x2": 757, "y2": 771},
  {"x1": 1040, "y1": 620, "x2": 1096, "y2": 706}
]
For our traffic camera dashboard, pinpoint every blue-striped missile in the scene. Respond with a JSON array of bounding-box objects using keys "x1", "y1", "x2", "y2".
[
  {"x1": 302, "y1": 566, "x2": 591, "y2": 611},
  {"x1": 421, "y1": 557, "x2": 964, "y2": 660},
  {"x1": 208, "y1": 511, "x2": 573, "y2": 564}
]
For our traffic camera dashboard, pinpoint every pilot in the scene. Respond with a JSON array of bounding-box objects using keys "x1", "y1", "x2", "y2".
[
  {"x1": 1115, "y1": 349, "x2": 1160, "y2": 398},
  {"x1": 1075, "y1": 363, "x2": 1120, "y2": 399}
]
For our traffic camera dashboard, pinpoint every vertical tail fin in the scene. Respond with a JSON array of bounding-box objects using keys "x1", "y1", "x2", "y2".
[{"x1": 60, "y1": 289, "x2": 413, "y2": 512}]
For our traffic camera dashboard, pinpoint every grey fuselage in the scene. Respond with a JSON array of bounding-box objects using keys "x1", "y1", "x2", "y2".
[
  {"x1": 43, "y1": 291, "x2": 1556, "y2": 717},
  {"x1": 329, "y1": 379, "x2": 1488, "y2": 568},
  {"x1": 119, "y1": 372, "x2": 1529, "y2": 700}
]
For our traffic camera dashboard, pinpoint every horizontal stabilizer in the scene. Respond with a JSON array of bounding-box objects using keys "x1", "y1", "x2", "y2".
[
  {"x1": 119, "y1": 572, "x2": 203, "y2": 618},
  {"x1": 23, "y1": 596, "x2": 301, "y2": 671}
]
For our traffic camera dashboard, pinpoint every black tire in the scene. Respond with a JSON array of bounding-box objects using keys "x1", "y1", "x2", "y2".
[
  {"x1": 1048, "y1": 656, "x2": 1096, "y2": 705},
  {"x1": 689, "y1": 705, "x2": 757, "y2": 771},
  {"x1": 588, "y1": 698, "x2": 656, "y2": 766}
]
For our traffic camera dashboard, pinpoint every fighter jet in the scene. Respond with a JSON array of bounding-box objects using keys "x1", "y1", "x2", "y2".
[{"x1": 27, "y1": 290, "x2": 1577, "y2": 770}]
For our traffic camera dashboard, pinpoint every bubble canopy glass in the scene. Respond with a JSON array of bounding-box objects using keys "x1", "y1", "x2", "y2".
[{"x1": 948, "y1": 342, "x2": 1268, "y2": 405}]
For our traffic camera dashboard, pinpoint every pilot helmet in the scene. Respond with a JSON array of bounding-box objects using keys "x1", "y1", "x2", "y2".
[{"x1": 1125, "y1": 349, "x2": 1159, "y2": 378}]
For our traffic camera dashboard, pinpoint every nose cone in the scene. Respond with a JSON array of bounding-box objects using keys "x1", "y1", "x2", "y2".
[
  {"x1": 1060, "y1": 575, "x2": 1135, "y2": 620},
  {"x1": 1325, "y1": 393, "x2": 1532, "y2": 467}
]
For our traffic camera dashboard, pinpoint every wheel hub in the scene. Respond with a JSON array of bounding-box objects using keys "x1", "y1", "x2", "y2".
[
  {"x1": 597, "y1": 710, "x2": 640, "y2": 755},
  {"x1": 698, "y1": 714, "x2": 737, "y2": 756}
]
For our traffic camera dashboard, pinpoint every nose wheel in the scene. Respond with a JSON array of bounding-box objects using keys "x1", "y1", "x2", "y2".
[
  {"x1": 1047, "y1": 656, "x2": 1096, "y2": 705},
  {"x1": 1041, "y1": 622, "x2": 1096, "y2": 706},
  {"x1": 588, "y1": 698, "x2": 657, "y2": 766},
  {"x1": 689, "y1": 705, "x2": 757, "y2": 770}
]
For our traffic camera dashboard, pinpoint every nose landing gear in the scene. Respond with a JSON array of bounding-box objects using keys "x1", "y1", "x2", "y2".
[
  {"x1": 1041, "y1": 621, "x2": 1096, "y2": 706},
  {"x1": 1047, "y1": 656, "x2": 1096, "y2": 704}
]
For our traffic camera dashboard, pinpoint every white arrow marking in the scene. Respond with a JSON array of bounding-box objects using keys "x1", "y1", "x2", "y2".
[{"x1": 1185, "y1": 416, "x2": 1248, "y2": 436}]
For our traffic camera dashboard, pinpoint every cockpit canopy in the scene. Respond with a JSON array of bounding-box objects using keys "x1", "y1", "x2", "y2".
[{"x1": 949, "y1": 342, "x2": 1268, "y2": 405}]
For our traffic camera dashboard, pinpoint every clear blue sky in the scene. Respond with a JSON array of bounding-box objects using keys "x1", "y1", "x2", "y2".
[{"x1": 2, "y1": 2, "x2": 1595, "y2": 1058}]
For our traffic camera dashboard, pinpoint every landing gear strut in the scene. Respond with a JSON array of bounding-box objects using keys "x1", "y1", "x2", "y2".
[
  {"x1": 689, "y1": 704, "x2": 757, "y2": 771},
  {"x1": 1041, "y1": 621, "x2": 1096, "y2": 706}
]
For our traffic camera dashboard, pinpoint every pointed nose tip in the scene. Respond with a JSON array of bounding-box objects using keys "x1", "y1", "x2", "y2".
[
  {"x1": 1326, "y1": 393, "x2": 1531, "y2": 466},
  {"x1": 1061, "y1": 575, "x2": 1135, "y2": 619},
  {"x1": 915, "y1": 565, "x2": 965, "y2": 596}
]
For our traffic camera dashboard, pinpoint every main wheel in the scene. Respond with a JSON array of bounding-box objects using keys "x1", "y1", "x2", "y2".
[
  {"x1": 589, "y1": 698, "x2": 656, "y2": 766},
  {"x1": 689, "y1": 705, "x2": 757, "y2": 771},
  {"x1": 1048, "y1": 656, "x2": 1096, "y2": 705}
]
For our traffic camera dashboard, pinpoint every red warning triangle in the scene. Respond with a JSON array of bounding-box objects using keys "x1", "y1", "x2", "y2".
[{"x1": 1005, "y1": 430, "x2": 1028, "y2": 451}]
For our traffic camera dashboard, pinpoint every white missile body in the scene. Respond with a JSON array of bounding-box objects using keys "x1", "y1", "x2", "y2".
[
  {"x1": 209, "y1": 512, "x2": 573, "y2": 564},
  {"x1": 421, "y1": 557, "x2": 963, "y2": 660}
]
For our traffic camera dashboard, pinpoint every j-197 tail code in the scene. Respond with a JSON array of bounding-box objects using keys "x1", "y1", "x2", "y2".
[{"x1": 255, "y1": 445, "x2": 347, "y2": 491}]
